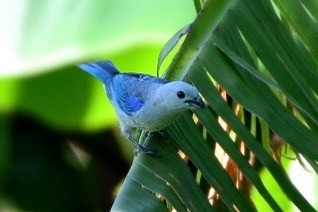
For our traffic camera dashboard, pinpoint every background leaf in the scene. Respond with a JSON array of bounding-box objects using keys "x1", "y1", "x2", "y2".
[
  {"x1": 0, "y1": 0, "x2": 195, "y2": 131},
  {"x1": 0, "y1": 0, "x2": 196, "y2": 211}
]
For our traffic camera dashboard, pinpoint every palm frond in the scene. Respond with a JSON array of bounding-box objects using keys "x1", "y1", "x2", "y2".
[{"x1": 112, "y1": 0, "x2": 318, "y2": 211}]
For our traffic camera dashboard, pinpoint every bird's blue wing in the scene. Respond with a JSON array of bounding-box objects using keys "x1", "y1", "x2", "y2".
[
  {"x1": 110, "y1": 73, "x2": 168, "y2": 116},
  {"x1": 79, "y1": 61, "x2": 168, "y2": 116},
  {"x1": 125, "y1": 96, "x2": 144, "y2": 114}
]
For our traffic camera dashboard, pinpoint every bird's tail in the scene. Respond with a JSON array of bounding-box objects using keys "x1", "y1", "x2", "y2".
[{"x1": 78, "y1": 61, "x2": 119, "y2": 85}]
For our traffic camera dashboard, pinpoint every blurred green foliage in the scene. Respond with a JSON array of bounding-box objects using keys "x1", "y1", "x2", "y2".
[
  {"x1": 0, "y1": 0, "x2": 195, "y2": 210},
  {"x1": 0, "y1": 0, "x2": 196, "y2": 130}
]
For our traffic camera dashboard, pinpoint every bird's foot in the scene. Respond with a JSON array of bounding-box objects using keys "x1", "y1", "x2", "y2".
[
  {"x1": 128, "y1": 135, "x2": 160, "y2": 157},
  {"x1": 133, "y1": 143, "x2": 160, "y2": 157}
]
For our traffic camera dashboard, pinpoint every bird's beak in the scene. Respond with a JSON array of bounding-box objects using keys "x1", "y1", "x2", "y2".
[{"x1": 185, "y1": 97, "x2": 205, "y2": 108}]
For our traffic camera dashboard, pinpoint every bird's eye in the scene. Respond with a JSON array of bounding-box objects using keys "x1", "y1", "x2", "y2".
[{"x1": 177, "y1": 91, "x2": 185, "y2": 99}]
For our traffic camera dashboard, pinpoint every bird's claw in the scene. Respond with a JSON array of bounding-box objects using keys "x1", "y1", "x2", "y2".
[
  {"x1": 134, "y1": 143, "x2": 160, "y2": 157},
  {"x1": 128, "y1": 134, "x2": 160, "y2": 157}
]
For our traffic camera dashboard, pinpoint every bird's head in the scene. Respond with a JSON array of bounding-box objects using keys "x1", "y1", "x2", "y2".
[{"x1": 152, "y1": 81, "x2": 205, "y2": 111}]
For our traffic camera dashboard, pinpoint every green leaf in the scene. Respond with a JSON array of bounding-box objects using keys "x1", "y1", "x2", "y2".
[
  {"x1": 112, "y1": 133, "x2": 213, "y2": 211},
  {"x1": 273, "y1": 0, "x2": 318, "y2": 61},
  {"x1": 153, "y1": 0, "x2": 317, "y2": 210},
  {"x1": 167, "y1": 114, "x2": 254, "y2": 211},
  {"x1": 0, "y1": 0, "x2": 195, "y2": 78},
  {"x1": 157, "y1": 24, "x2": 192, "y2": 76},
  {"x1": 112, "y1": 177, "x2": 168, "y2": 211}
]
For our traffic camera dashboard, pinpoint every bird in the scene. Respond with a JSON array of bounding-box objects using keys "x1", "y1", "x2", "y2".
[{"x1": 78, "y1": 61, "x2": 204, "y2": 156}]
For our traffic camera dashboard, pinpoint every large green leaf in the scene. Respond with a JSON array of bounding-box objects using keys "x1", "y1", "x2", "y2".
[
  {"x1": 0, "y1": 0, "x2": 195, "y2": 131},
  {"x1": 0, "y1": 0, "x2": 195, "y2": 77},
  {"x1": 112, "y1": 133, "x2": 214, "y2": 211}
]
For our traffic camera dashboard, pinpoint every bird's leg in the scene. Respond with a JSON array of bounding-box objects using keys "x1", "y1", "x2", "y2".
[{"x1": 128, "y1": 135, "x2": 159, "y2": 157}]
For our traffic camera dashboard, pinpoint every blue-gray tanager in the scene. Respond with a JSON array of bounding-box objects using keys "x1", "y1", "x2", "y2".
[{"x1": 78, "y1": 61, "x2": 204, "y2": 155}]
